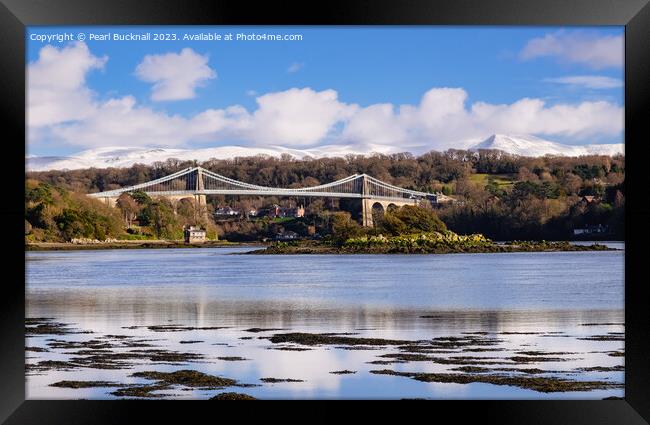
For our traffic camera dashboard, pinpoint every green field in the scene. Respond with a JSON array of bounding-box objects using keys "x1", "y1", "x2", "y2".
[{"x1": 469, "y1": 173, "x2": 516, "y2": 188}]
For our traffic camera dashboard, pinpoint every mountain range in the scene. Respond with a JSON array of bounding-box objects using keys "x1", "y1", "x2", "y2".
[
  {"x1": 471, "y1": 134, "x2": 623, "y2": 157},
  {"x1": 26, "y1": 134, "x2": 624, "y2": 172}
]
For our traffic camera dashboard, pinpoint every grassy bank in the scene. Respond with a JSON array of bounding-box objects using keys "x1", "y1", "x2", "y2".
[{"x1": 26, "y1": 240, "x2": 262, "y2": 251}]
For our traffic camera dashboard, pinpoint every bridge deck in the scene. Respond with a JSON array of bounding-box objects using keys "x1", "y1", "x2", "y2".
[{"x1": 87, "y1": 166, "x2": 446, "y2": 203}]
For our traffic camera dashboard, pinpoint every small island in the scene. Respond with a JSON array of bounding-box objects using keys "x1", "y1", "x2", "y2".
[
  {"x1": 250, "y1": 205, "x2": 615, "y2": 255},
  {"x1": 251, "y1": 234, "x2": 614, "y2": 255}
]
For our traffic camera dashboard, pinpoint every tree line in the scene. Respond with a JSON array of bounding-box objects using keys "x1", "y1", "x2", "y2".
[
  {"x1": 25, "y1": 181, "x2": 218, "y2": 242},
  {"x1": 26, "y1": 149, "x2": 625, "y2": 241},
  {"x1": 28, "y1": 149, "x2": 623, "y2": 195}
]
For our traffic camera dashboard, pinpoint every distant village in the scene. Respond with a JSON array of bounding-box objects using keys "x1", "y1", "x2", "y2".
[
  {"x1": 214, "y1": 204, "x2": 305, "y2": 220},
  {"x1": 211, "y1": 203, "x2": 309, "y2": 242},
  {"x1": 571, "y1": 195, "x2": 612, "y2": 237}
]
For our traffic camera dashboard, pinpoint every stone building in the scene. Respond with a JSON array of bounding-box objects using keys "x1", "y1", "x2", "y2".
[{"x1": 184, "y1": 226, "x2": 207, "y2": 243}]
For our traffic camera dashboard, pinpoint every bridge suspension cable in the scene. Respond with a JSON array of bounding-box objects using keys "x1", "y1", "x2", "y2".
[{"x1": 88, "y1": 166, "x2": 441, "y2": 201}]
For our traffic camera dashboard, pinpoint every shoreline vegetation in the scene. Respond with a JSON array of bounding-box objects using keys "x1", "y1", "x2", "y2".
[
  {"x1": 25, "y1": 201, "x2": 620, "y2": 254},
  {"x1": 25, "y1": 240, "x2": 257, "y2": 251},
  {"x1": 250, "y1": 233, "x2": 617, "y2": 255},
  {"x1": 25, "y1": 234, "x2": 619, "y2": 254}
]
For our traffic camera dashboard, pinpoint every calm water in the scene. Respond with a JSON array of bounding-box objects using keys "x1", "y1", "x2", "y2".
[{"x1": 25, "y1": 244, "x2": 625, "y2": 400}]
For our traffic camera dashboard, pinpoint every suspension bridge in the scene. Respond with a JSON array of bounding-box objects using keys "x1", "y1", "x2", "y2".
[{"x1": 88, "y1": 166, "x2": 452, "y2": 226}]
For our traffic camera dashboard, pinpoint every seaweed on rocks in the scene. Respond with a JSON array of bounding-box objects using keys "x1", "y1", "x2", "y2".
[
  {"x1": 27, "y1": 360, "x2": 81, "y2": 372},
  {"x1": 509, "y1": 356, "x2": 576, "y2": 363},
  {"x1": 50, "y1": 380, "x2": 125, "y2": 388},
  {"x1": 268, "y1": 332, "x2": 412, "y2": 346},
  {"x1": 365, "y1": 360, "x2": 408, "y2": 365},
  {"x1": 26, "y1": 318, "x2": 91, "y2": 336},
  {"x1": 260, "y1": 377, "x2": 304, "y2": 383},
  {"x1": 210, "y1": 392, "x2": 257, "y2": 400},
  {"x1": 334, "y1": 345, "x2": 383, "y2": 351},
  {"x1": 514, "y1": 351, "x2": 577, "y2": 356},
  {"x1": 146, "y1": 325, "x2": 229, "y2": 332},
  {"x1": 580, "y1": 323, "x2": 624, "y2": 327},
  {"x1": 369, "y1": 369, "x2": 623, "y2": 392},
  {"x1": 577, "y1": 335, "x2": 625, "y2": 342},
  {"x1": 25, "y1": 347, "x2": 48, "y2": 352},
  {"x1": 576, "y1": 365, "x2": 625, "y2": 372},
  {"x1": 449, "y1": 366, "x2": 491, "y2": 373},
  {"x1": 243, "y1": 328, "x2": 285, "y2": 333},
  {"x1": 131, "y1": 370, "x2": 238, "y2": 388},
  {"x1": 47, "y1": 339, "x2": 114, "y2": 350},
  {"x1": 266, "y1": 346, "x2": 312, "y2": 351},
  {"x1": 111, "y1": 384, "x2": 170, "y2": 398}
]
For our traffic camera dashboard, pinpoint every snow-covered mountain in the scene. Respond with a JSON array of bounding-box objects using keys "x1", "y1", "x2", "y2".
[
  {"x1": 26, "y1": 135, "x2": 624, "y2": 172},
  {"x1": 470, "y1": 134, "x2": 624, "y2": 157},
  {"x1": 26, "y1": 144, "x2": 394, "y2": 172}
]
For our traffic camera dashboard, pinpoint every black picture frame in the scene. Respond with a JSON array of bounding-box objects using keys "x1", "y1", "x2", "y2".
[{"x1": 2, "y1": 0, "x2": 649, "y2": 423}]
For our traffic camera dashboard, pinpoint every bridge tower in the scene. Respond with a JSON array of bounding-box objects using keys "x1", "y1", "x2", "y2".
[
  {"x1": 194, "y1": 167, "x2": 208, "y2": 221},
  {"x1": 359, "y1": 173, "x2": 420, "y2": 227},
  {"x1": 360, "y1": 174, "x2": 374, "y2": 227}
]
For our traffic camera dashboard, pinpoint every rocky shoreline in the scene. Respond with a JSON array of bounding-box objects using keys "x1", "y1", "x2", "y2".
[
  {"x1": 25, "y1": 236, "x2": 618, "y2": 255},
  {"x1": 25, "y1": 240, "x2": 262, "y2": 251},
  {"x1": 250, "y1": 237, "x2": 617, "y2": 255}
]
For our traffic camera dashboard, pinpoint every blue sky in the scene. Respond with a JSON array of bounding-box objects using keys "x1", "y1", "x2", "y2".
[{"x1": 26, "y1": 26, "x2": 624, "y2": 156}]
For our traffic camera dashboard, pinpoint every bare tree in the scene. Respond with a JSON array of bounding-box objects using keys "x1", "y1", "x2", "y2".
[{"x1": 116, "y1": 193, "x2": 139, "y2": 227}]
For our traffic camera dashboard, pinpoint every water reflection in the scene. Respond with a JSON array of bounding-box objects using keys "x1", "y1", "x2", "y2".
[{"x1": 26, "y1": 247, "x2": 624, "y2": 399}]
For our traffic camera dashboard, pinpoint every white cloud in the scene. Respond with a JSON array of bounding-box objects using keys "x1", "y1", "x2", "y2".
[
  {"x1": 135, "y1": 48, "x2": 216, "y2": 101},
  {"x1": 243, "y1": 88, "x2": 356, "y2": 145},
  {"x1": 341, "y1": 103, "x2": 407, "y2": 146},
  {"x1": 520, "y1": 31, "x2": 623, "y2": 69},
  {"x1": 37, "y1": 87, "x2": 624, "y2": 152},
  {"x1": 44, "y1": 87, "x2": 356, "y2": 148},
  {"x1": 340, "y1": 88, "x2": 622, "y2": 149},
  {"x1": 28, "y1": 41, "x2": 107, "y2": 127},
  {"x1": 287, "y1": 62, "x2": 304, "y2": 73},
  {"x1": 169, "y1": 88, "x2": 356, "y2": 147},
  {"x1": 51, "y1": 95, "x2": 189, "y2": 147},
  {"x1": 29, "y1": 43, "x2": 623, "y2": 153},
  {"x1": 469, "y1": 96, "x2": 622, "y2": 140},
  {"x1": 544, "y1": 75, "x2": 623, "y2": 89}
]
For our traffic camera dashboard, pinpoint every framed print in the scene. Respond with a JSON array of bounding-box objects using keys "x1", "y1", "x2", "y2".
[{"x1": 1, "y1": 0, "x2": 649, "y2": 423}]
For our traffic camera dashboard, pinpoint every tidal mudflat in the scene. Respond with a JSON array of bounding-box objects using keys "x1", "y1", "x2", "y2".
[{"x1": 26, "y1": 245, "x2": 624, "y2": 399}]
